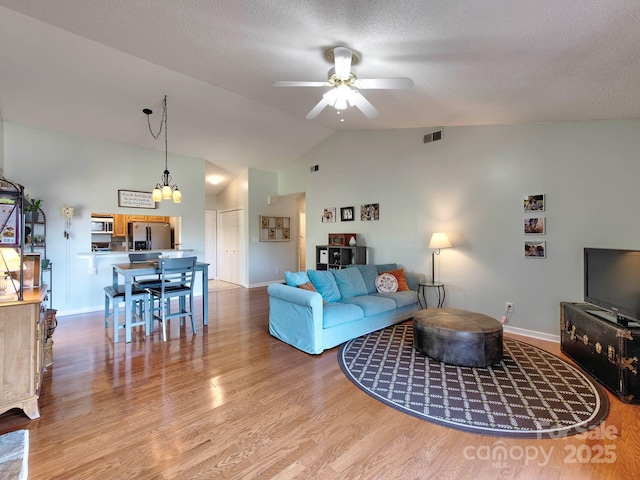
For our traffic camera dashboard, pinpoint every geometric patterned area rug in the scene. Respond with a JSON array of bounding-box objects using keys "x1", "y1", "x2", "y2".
[{"x1": 338, "y1": 324, "x2": 609, "y2": 438}]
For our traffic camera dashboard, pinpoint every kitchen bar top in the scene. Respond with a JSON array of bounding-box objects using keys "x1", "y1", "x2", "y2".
[{"x1": 78, "y1": 249, "x2": 193, "y2": 257}]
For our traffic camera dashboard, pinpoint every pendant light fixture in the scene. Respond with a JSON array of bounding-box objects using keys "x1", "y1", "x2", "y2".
[{"x1": 143, "y1": 95, "x2": 182, "y2": 203}]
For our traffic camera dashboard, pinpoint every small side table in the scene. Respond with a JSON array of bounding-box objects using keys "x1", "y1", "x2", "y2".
[{"x1": 418, "y1": 282, "x2": 445, "y2": 309}]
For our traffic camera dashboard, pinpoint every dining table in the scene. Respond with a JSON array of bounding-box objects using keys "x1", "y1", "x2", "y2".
[{"x1": 112, "y1": 259, "x2": 209, "y2": 342}]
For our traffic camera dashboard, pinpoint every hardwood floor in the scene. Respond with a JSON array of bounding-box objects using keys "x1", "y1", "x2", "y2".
[{"x1": 1, "y1": 287, "x2": 638, "y2": 479}]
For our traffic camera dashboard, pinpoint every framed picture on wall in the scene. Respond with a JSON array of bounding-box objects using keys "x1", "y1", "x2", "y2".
[
  {"x1": 524, "y1": 217, "x2": 545, "y2": 234},
  {"x1": 259, "y1": 215, "x2": 291, "y2": 241},
  {"x1": 525, "y1": 241, "x2": 546, "y2": 258},
  {"x1": 524, "y1": 194, "x2": 545, "y2": 212},
  {"x1": 340, "y1": 207, "x2": 354, "y2": 221},
  {"x1": 322, "y1": 207, "x2": 336, "y2": 223},
  {"x1": 360, "y1": 203, "x2": 379, "y2": 221}
]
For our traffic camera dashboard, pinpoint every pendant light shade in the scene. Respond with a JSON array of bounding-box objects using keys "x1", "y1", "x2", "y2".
[{"x1": 144, "y1": 95, "x2": 182, "y2": 203}]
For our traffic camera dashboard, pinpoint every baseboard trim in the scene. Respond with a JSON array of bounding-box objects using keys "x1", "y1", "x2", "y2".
[{"x1": 503, "y1": 325, "x2": 560, "y2": 344}]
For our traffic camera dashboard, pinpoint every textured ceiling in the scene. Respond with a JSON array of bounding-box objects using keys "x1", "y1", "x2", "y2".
[{"x1": 1, "y1": 1, "x2": 640, "y2": 194}]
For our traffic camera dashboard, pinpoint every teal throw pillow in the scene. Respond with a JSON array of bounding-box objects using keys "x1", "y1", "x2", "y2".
[
  {"x1": 349, "y1": 264, "x2": 380, "y2": 294},
  {"x1": 307, "y1": 270, "x2": 342, "y2": 303},
  {"x1": 284, "y1": 270, "x2": 310, "y2": 287},
  {"x1": 333, "y1": 268, "x2": 368, "y2": 299}
]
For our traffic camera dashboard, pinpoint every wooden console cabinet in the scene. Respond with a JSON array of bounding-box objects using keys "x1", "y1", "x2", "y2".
[{"x1": 0, "y1": 287, "x2": 48, "y2": 419}]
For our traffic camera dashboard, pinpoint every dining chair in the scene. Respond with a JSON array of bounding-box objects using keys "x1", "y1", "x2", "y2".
[
  {"x1": 146, "y1": 256, "x2": 197, "y2": 341},
  {"x1": 128, "y1": 252, "x2": 163, "y2": 288},
  {"x1": 104, "y1": 285, "x2": 150, "y2": 342}
]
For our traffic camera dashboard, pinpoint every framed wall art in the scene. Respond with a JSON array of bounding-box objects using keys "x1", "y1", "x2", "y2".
[
  {"x1": 524, "y1": 194, "x2": 545, "y2": 212},
  {"x1": 360, "y1": 203, "x2": 379, "y2": 221},
  {"x1": 524, "y1": 217, "x2": 545, "y2": 234},
  {"x1": 340, "y1": 206, "x2": 354, "y2": 221},
  {"x1": 525, "y1": 241, "x2": 545, "y2": 258},
  {"x1": 260, "y1": 215, "x2": 291, "y2": 241},
  {"x1": 118, "y1": 190, "x2": 157, "y2": 209},
  {"x1": 322, "y1": 207, "x2": 336, "y2": 223}
]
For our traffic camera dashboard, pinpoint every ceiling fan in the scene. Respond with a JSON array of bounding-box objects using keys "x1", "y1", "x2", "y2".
[{"x1": 274, "y1": 46, "x2": 414, "y2": 120}]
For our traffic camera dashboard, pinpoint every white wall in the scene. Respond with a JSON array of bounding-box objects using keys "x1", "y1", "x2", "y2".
[
  {"x1": 3, "y1": 122, "x2": 206, "y2": 315},
  {"x1": 280, "y1": 120, "x2": 640, "y2": 338}
]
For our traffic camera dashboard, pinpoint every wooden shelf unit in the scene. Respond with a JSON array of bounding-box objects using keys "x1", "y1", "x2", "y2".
[{"x1": 316, "y1": 245, "x2": 367, "y2": 270}]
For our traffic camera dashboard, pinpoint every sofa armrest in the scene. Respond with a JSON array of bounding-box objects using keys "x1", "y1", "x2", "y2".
[{"x1": 267, "y1": 283, "x2": 325, "y2": 354}]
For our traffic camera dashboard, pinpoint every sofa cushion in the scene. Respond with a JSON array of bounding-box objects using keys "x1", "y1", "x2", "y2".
[
  {"x1": 284, "y1": 270, "x2": 310, "y2": 287},
  {"x1": 348, "y1": 264, "x2": 379, "y2": 294},
  {"x1": 380, "y1": 268, "x2": 409, "y2": 291},
  {"x1": 372, "y1": 290, "x2": 419, "y2": 308},
  {"x1": 340, "y1": 295, "x2": 397, "y2": 316},
  {"x1": 308, "y1": 270, "x2": 342, "y2": 303},
  {"x1": 332, "y1": 267, "x2": 368, "y2": 299},
  {"x1": 323, "y1": 302, "x2": 365, "y2": 328}
]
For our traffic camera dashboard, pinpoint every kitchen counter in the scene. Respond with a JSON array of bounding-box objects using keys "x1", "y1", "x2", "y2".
[{"x1": 77, "y1": 249, "x2": 194, "y2": 274}]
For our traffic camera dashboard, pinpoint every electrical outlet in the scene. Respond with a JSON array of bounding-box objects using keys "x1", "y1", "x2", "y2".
[{"x1": 506, "y1": 302, "x2": 514, "y2": 313}]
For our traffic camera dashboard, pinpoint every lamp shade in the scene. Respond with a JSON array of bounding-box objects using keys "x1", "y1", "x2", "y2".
[{"x1": 429, "y1": 232, "x2": 452, "y2": 250}]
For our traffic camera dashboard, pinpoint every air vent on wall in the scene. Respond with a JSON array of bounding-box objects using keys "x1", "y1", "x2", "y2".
[
  {"x1": 424, "y1": 130, "x2": 443, "y2": 144},
  {"x1": 309, "y1": 165, "x2": 319, "y2": 173}
]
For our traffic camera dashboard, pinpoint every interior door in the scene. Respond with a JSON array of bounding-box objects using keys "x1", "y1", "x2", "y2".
[{"x1": 218, "y1": 209, "x2": 244, "y2": 285}]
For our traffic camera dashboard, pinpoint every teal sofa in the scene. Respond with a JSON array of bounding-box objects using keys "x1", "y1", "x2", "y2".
[{"x1": 268, "y1": 263, "x2": 421, "y2": 354}]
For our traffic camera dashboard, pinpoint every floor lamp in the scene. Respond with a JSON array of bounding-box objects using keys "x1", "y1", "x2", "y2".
[{"x1": 428, "y1": 232, "x2": 452, "y2": 283}]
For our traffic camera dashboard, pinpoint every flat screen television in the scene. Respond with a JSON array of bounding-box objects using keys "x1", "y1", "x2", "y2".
[{"x1": 584, "y1": 247, "x2": 640, "y2": 326}]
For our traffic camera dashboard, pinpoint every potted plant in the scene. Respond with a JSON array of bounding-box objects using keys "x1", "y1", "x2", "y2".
[{"x1": 24, "y1": 194, "x2": 42, "y2": 223}]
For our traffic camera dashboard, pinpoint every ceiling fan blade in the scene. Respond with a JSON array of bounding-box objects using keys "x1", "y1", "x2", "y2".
[
  {"x1": 274, "y1": 81, "x2": 327, "y2": 87},
  {"x1": 350, "y1": 92, "x2": 378, "y2": 118},
  {"x1": 306, "y1": 98, "x2": 330, "y2": 119},
  {"x1": 357, "y1": 77, "x2": 414, "y2": 89},
  {"x1": 333, "y1": 47, "x2": 352, "y2": 80}
]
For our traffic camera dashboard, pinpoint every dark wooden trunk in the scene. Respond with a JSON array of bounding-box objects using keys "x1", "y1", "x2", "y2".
[{"x1": 560, "y1": 302, "x2": 640, "y2": 404}]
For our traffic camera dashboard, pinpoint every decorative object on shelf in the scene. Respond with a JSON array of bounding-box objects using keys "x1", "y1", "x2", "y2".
[
  {"x1": 328, "y1": 233, "x2": 356, "y2": 246},
  {"x1": 143, "y1": 95, "x2": 182, "y2": 203},
  {"x1": 322, "y1": 207, "x2": 336, "y2": 223},
  {"x1": 117, "y1": 190, "x2": 156, "y2": 209},
  {"x1": 524, "y1": 217, "x2": 545, "y2": 234},
  {"x1": 429, "y1": 232, "x2": 452, "y2": 282},
  {"x1": 259, "y1": 215, "x2": 291, "y2": 241},
  {"x1": 349, "y1": 236, "x2": 357, "y2": 247},
  {"x1": 23, "y1": 194, "x2": 42, "y2": 224},
  {"x1": 60, "y1": 204, "x2": 74, "y2": 239},
  {"x1": 524, "y1": 194, "x2": 545, "y2": 212},
  {"x1": 360, "y1": 203, "x2": 379, "y2": 221},
  {"x1": 525, "y1": 241, "x2": 546, "y2": 258},
  {"x1": 340, "y1": 206, "x2": 354, "y2": 222}
]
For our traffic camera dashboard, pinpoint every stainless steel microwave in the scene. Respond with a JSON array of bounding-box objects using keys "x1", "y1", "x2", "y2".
[{"x1": 91, "y1": 217, "x2": 113, "y2": 233}]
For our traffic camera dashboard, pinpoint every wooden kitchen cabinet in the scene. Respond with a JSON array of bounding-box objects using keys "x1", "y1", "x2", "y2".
[
  {"x1": 0, "y1": 287, "x2": 48, "y2": 419},
  {"x1": 148, "y1": 216, "x2": 170, "y2": 223},
  {"x1": 112, "y1": 214, "x2": 127, "y2": 236},
  {"x1": 126, "y1": 214, "x2": 148, "y2": 223}
]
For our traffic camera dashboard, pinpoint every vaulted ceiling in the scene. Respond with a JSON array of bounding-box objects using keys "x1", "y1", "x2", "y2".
[{"x1": 1, "y1": 1, "x2": 639, "y2": 194}]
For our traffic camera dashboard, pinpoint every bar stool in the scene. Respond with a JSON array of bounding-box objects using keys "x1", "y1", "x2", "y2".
[{"x1": 104, "y1": 285, "x2": 150, "y2": 343}]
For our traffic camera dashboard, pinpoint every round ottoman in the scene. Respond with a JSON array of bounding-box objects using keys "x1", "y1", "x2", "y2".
[{"x1": 413, "y1": 308, "x2": 503, "y2": 367}]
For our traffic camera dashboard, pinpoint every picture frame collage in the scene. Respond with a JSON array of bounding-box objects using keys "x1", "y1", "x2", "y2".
[
  {"x1": 524, "y1": 194, "x2": 545, "y2": 258},
  {"x1": 259, "y1": 215, "x2": 291, "y2": 242},
  {"x1": 323, "y1": 203, "x2": 380, "y2": 223}
]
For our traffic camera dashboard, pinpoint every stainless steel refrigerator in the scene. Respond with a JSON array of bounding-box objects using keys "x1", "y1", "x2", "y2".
[{"x1": 129, "y1": 221, "x2": 172, "y2": 250}]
